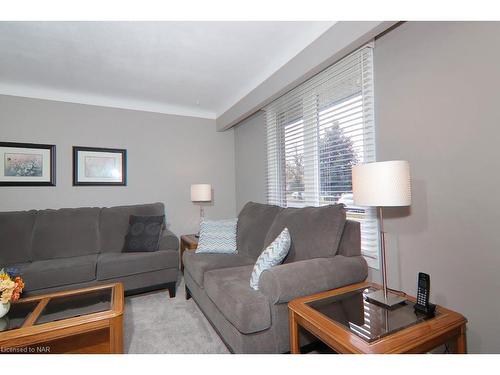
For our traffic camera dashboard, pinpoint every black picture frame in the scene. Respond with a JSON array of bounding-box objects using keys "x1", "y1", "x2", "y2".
[
  {"x1": 73, "y1": 146, "x2": 127, "y2": 186},
  {"x1": 0, "y1": 141, "x2": 56, "y2": 186}
]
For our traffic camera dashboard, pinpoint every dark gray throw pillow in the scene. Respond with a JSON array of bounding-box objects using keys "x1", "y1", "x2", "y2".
[{"x1": 123, "y1": 215, "x2": 165, "y2": 252}]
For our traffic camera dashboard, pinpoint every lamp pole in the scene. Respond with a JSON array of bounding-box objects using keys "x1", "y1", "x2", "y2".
[
  {"x1": 199, "y1": 205, "x2": 205, "y2": 224},
  {"x1": 379, "y1": 206, "x2": 389, "y2": 302},
  {"x1": 365, "y1": 205, "x2": 405, "y2": 308}
]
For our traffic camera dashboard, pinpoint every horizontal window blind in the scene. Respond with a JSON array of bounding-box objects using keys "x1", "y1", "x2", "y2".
[{"x1": 265, "y1": 45, "x2": 379, "y2": 268}]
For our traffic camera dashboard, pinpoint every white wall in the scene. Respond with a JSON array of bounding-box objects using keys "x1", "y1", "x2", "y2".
[
  {"x1": 0, "y1": 95, "x2": 236, "y2": 236},
  {"x1": 372, "y1": 21, "x2": 500, "y2": 354},
  {"x1": 234, "y1": 111, "x2": 267, "y2": 212},
  {"x1": 217, "y1": 22, "x2": 396, "y2": 130}
]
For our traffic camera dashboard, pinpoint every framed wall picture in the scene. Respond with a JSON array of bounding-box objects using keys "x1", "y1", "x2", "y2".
[
  {"x1": 73, "y1": 146, "x2": 127, "y2": 186},
  {"x1": 0, "y1": 142, "x2": 56, "y2": 186}
]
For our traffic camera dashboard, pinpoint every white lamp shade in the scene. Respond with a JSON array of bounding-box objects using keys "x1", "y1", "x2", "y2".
[
  {"x1": 352, "y1": 160, "x2": 411, "y2": 207},
  {"x1": 191, "y1": 184, "x2": 212, "y2": 202}
]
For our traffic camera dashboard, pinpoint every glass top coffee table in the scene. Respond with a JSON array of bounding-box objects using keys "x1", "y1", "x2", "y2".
[
  {"x1": 0, "y1": 283, "x2": 124, "y2": 354},
  {"x1": 288, "y1": 282, "x2": 467, "y2": 354}
]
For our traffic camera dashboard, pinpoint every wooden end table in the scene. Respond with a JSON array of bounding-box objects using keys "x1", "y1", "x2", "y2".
[
  {"x1": 288, "y1": 281, "x2": 467, "y2": 354},
  {"x1": 0, "y1": 283, "x2": 124, "y2": 354},
  {"x1": 180, "y1": 234, "x2": 199, "y2": 272}
]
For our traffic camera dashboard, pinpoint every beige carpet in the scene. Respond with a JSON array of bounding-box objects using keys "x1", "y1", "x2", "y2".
[
  {"x1": 124, "y1": 277, "x2": 230, "y2": 354},
  {"x1": 124, "y1": 277, "x2": 333, "y2": 354}
]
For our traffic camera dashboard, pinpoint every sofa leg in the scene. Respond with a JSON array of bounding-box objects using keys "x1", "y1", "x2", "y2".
[
  {"x1": 166, "y1": 282, "x2": 176, "y2": 298},
  {"x1": 185, "y1": 285, "x2": 192, "y2": 300}
]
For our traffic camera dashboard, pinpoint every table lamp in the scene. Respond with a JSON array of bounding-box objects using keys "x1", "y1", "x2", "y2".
[
  {"x1": 191, "y1": 184, "x2": 212, "y2": 235},
  {"x1": 352, "y1": 160, "x2": 411, "y2": 308}
]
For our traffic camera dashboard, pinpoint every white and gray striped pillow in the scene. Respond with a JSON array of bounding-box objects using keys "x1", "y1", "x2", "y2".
[
  {"x1": 195, "y1": 218, "x2": 238, "y2": 254},
  {"x1": 250, "y1": 228, "x2": 291, "y2": 290}
]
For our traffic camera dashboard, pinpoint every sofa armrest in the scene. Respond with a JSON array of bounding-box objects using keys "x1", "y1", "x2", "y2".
[
  {"x1": 159, "y1": 229, "x2": 179, "y2": 251},
  {"x1": 259, "y1": 255, "x2": 368, "y2": 304}
]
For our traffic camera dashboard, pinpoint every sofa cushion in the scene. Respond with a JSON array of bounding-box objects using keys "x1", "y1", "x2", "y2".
[
  {"x1": 263, "y1": 204, "x2": 346, "y2": 263},
  {"x1": 204, "y1": 265, "x2": 271, "y2": 334},
  {"x1": 0, "y1": 210, "x2": 36, "y2": 264},
  {"x1": 97, "y1": 250, "x2": 178, "y2": 280},
  {"x1": 183, "y1": 251, "x2": 255, "y2": 287},
  {"x1": 337, "y1": 220, "x2": 361, "y2": 257},
  {"x1": 32, "y1": 208, "x2": 100, "y2": 260},
  {"x1": 21, "y1": 255, "x2": 98, "y2": 292},
  {"x1": 237, "y1": 202, "x2": 283, "y2": 258},
  {"x1": 100, "y1": 203, "x2": 165, "y2": 253}
]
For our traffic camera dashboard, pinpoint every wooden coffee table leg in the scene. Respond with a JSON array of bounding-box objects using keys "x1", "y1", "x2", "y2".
[{"x1": 289, "y1": 310, "x2": 300, "y2": 354}]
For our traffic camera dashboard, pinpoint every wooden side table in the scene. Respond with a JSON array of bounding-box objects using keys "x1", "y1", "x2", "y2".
[
  {"x1": 288, "y1": 282, "x2": 467, "y2": 354},
  {"x1": 179, "y1": 234, "x2": 199, "y2": 272}
]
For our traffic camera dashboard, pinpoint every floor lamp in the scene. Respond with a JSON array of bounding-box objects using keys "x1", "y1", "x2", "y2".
[{"x1": 352, "y1": 160, "x2": 412, "y2": 308}]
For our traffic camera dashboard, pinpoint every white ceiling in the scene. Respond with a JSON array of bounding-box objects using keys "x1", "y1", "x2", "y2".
[{"x1": 0, "y1": 21, "x2": 334, "y2": 119}]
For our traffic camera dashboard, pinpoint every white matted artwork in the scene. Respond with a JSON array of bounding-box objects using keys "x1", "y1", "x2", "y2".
[
  {"x1": 0, "y1": 142, "x2": 56, "y2": 186},
  {"x1": 73, "y1": 146, "x2": 126, "y2": 186}
]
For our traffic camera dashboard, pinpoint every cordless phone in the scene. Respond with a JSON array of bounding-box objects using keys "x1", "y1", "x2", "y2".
[{"x1": 414, "y1": 272, "x2": 436, "y2": 316}]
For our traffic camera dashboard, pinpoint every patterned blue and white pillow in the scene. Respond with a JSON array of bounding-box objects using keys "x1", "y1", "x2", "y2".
[
  {"x1": 196, "y1": 218, "x2": 238, "y2": 254},
  {"x1": 250, "y1": 228, "x2": 291, "y2": 290}
]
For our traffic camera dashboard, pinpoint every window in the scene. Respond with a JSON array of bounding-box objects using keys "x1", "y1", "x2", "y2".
[{"x1": 265, "y1": 45, "x2": 379, "y2": 268}]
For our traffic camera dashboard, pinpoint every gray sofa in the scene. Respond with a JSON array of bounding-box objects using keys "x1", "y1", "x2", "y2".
[
  {"x1": 183, "y1": 201, "x2": 368, "y2": 353},
  {"x1": 0, "y1": 202, "x2": 179, "y2": 296}
]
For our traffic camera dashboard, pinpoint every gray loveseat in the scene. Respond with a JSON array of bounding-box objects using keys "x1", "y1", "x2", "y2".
[
  {"x1": 183, "y1": 201, "x2": 368, "y2": 353},
  {"x1": 0, "y1": 202, "x2": 179, "y2": 296}
]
